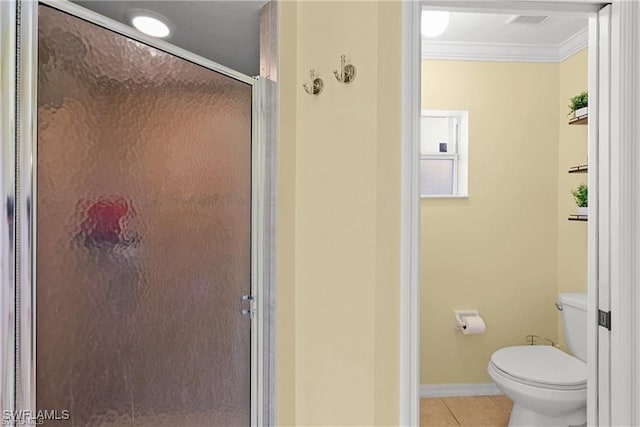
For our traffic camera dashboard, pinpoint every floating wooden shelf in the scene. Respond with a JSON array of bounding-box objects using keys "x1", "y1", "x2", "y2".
[
  {"x1": 568, "y1": 214, "x2": 588, "y2": 222},
  {"x1": 569, "y1": 114, "x2": 588, "y2": 125},
  {"x1": 568, "y1": 165, "x2": 588, "y2": 173}
]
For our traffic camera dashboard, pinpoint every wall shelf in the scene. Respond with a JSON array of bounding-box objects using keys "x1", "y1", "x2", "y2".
[
  {"x1": 568, "y1": 107, "x2": 588, "y2": 220},
  {"x1": 569, "y1": 114, "x2": 588, "y2": 125},
  {"x1": 568, "y1": 165, "x2": 588, "y2": 173}
]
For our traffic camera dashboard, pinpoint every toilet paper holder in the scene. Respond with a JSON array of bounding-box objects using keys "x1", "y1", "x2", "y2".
[{"x1": 454, "y1": 310, "x2": 481, "y2": 330}]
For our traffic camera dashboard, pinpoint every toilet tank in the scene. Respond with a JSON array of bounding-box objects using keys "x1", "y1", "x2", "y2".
[{"x1": 558, "y1": 292, "x2": 588, "y2": 361}]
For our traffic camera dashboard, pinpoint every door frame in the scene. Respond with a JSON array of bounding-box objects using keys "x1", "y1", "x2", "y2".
[
  {"x1": 0, "y1": 0, "x2": 17, "y2": 420},
  {"x1": 2, "y1": 0, "x2": 272, "y2": 425},
  {"x1": 400, "y1": 1, "x2": 640, "y2": 425},
  {"x1": 607, "y1": 2, "x2": 640, "y2": 425}
]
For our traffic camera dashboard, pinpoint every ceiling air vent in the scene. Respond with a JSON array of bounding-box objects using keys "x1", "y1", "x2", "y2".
[{"x1": 505, "y1": 15, "x2": 550, "y2": 25}]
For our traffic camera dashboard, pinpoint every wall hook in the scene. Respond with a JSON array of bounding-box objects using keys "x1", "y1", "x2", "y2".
[
  {"x1": 333, "y1": 55, "x2": 356, "y2": 84},
  {"x1": 302, "y1": 69, "x2": 324, "y2": 95}
]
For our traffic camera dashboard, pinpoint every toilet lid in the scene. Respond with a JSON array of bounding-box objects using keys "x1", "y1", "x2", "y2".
[{"x1": 491, "y1": 346, "x2": 587, "y2": 387}]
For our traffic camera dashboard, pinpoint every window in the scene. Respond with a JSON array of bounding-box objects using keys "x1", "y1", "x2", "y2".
[{"x1": 420, "y1": 110, "x2": 469, "y2": 197}]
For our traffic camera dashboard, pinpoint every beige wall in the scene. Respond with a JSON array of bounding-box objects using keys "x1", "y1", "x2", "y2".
[
  {"x1": 277, "y1": 0, "x2": 587, "y2": 417},
  {"x1": 557, "y1": 50, "x2": 589, "y2": 347},
  {"x1": 420, "y1": 52, "x2": 589, "y2": 385},
  {"x1": 421, "y1": 60, "x2": 562, "y2": 384},
  {"x1": 277, "y1": 2, "x2": 298, "y2": 425},
  {"x1": 278, "y1": 1, "x2": 401, "y2": 424}
]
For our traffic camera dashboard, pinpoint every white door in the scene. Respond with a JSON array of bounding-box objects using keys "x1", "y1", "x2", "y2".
[{"x1": 588, "y1": 4, "x2": 611, "y2": 426}]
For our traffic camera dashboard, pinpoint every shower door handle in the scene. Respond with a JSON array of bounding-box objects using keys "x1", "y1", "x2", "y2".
[{"x1": 241, "y1": 294, "x2": 255, "y2": 319}]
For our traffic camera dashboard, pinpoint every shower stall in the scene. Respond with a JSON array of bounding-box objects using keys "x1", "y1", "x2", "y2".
[{"x1": 1, "y1": 1, "x2": 272, "y2": 425}]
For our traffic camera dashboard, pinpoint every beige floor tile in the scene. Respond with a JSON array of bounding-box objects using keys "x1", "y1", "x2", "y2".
[
  {"x1": 442, "y1": 396, "x2": 510, "y2": 427},
  {"x1": 421, "y1": 398, "x2": 460, "y2": 426},
  {"x1": 488, "y1": 395, "x2": 513, "y2": 417}
]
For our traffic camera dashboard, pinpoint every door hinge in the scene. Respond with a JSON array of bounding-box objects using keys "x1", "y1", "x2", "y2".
[{"x1": 598, "y1": 309, "x2": 611, "y2": 331}]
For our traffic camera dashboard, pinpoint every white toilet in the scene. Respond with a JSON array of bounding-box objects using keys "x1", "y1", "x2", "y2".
[{"x1": 488, "y1": 293, "x2": 588, "y2": 427}]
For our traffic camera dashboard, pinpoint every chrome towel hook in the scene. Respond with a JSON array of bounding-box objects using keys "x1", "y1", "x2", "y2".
[
  {"x1": 333, "y1": 54, "x2": 356, "y2": 84},
  {"x1": 302, "y1": 69, "x2": 324, "y2": 95}
]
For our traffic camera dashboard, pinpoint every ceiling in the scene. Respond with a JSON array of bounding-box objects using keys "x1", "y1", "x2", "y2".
[
  {"x1": 73, "y1": 0, "x2": 267, "y2": 76},
  {"x1": 68, "y1": 4, "x2": 590, "y2": 72},
  {"x1": 427, "y1": 12, "x2": 588, "y2": 45}
]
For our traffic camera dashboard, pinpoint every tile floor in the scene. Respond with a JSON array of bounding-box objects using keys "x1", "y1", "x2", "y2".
[{"x1": 421, "y1": 395, "x2": 513, "y2": 427}]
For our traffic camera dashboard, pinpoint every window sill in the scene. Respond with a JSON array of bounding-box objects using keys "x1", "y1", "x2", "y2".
[{"x1": 421, "y1": 194, "x2": 469, "y2": 199}]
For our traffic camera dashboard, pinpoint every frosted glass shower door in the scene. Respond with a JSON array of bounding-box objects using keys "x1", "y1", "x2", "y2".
[{"x1": 36, "y1": 5, "x2": 253, "y2": 425}]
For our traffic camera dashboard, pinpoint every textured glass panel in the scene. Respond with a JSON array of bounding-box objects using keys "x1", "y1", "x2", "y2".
[
  {"x1": 37, "y1": 5, "x2": 252, "y2": 426},
  {"x1": 421, "y1": 158, "x2": 454, "y2": 195}
]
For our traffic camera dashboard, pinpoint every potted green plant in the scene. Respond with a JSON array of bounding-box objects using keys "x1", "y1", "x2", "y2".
[
  {"x1": 571, "y1": 183, "x2": 588, "y2": 216},
  {"x1": 568, "y1": 91, "x2": 588, "y2": 119}
]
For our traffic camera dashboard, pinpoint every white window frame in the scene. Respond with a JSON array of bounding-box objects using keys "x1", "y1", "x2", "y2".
[{"x1": 420, "y1": 109, "x2": 469, "y2": 198}]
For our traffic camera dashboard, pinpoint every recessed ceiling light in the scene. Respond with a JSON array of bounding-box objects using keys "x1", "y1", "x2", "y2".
[
  {"x1": 128, "y1": 10, "x2": 172, "y2": 38},
  {"x1": 421, "y1": 10, "x2": 450, "y2": 38}
]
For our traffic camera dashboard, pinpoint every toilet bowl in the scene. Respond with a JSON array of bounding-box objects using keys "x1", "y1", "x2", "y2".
[
  {"x1": 488, "y1": 293, "x2": 588, "y2": 427},
  {"x1": 488, "y1": 345, "x2": 586, "y2": 426}
]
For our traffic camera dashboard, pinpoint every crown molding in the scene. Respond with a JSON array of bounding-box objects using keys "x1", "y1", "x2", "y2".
[
  {"x1": 422, "y1": 28, "x2": 589, "y2": 63},
  {"x1": 422, "y1": 40, "x2": 559, "y2": 62},
  {"x1": 559, "y1": 27, "x2": 589, "y2": 62}
]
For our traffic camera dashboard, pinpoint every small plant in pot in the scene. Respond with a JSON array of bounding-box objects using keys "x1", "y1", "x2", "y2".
[
  {"x1": 568, "y1": 91, "x2": 588, "y2": 118},
  {"x1": 571, "y1": 183, "x2": 588, "y2": 216}
]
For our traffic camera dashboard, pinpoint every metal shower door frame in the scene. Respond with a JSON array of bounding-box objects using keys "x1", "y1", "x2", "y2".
[
  {"x1": 4, "y1": 0, "x2": 268, "y2": 425},
  {"x1": 0, "y1": 0, "x2": 18, "y2": 422}
]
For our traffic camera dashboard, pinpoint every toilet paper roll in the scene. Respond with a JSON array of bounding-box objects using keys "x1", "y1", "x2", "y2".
[{"x1": 461, "y1": 316, "x2": 486, "y2": 335}]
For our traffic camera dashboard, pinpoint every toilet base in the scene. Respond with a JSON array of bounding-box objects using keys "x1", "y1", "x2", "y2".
[{"x1": 509, "y1": 403, "x2": 586, "y2": 427}]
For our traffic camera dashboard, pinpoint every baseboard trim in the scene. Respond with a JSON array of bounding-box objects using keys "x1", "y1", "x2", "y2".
[{"x1": 420, "y1": 383, "x2": 502, "y2": 398}]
